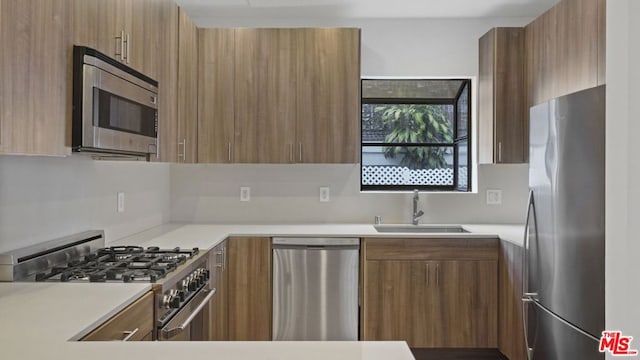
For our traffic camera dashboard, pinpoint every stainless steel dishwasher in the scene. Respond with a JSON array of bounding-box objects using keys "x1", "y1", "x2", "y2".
[{"x1": 272, "y1": 237, "x2": 359, "y2": 341}]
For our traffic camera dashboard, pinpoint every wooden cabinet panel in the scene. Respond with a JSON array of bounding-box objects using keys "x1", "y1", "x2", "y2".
[
  {"x1": 234, "y1": 29, "x2": 297, "y2": 163},
  {"x1": 82, "y1": 291, "x2": 154, "y2": 341},
  {"x1": 498, "y1": 241, "x2": 526, "y2": 360},
  {"x1": 227, "y1": 237, "x2": 272, "y2": 340},
  {"x1": 156, "y1": 1, "x2": 178, "y2": 163},
  {"x1": 209, "y1": 241, "x2": 228, "y2": 341},
  {"x1": 478, "y1": 27, "x2": 525, "y2": 164},
  {"x1": 363, "y1": 258, "x2": 498, "y2": 348},
  {"x1": 198, "y1": 28, "x2": 235, "y2": 163},
  {"x1": 296, "y1": 28, "x2": 360, "y2": 163},
  {"x1": 364, "y1": 238, "x2": 499, "y2": 261},
  {"x1": 176, "y1": 8, "x2": 198, "y2": 163},
  {"x1": 0, "y1": 0, "x2": 71, "y2": 156}
]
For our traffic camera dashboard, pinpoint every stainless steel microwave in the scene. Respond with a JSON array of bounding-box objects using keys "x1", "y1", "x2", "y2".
[{"x1": 72, "y1": 46, "x2": 158, "y2": 159}]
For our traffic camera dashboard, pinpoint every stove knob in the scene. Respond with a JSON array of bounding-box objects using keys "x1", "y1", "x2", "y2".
[
  {"x1": 162, "y1": 295, "x2": 171, "y2": 309},
  {"x1": 179, "y1": 279, "x2": 189, "y2": 290},
  {"x1": 188, "y1": 279, "x2": 198, "y2": 291},
  {"x1": 177, "y1": 290, "x2": 187, "y2": 301},
  {"x1": 203, "y1": 269, "x2": 210, "y2": 280},
  {"x1": 170, "y1": 295, "x2": 181, "y2": 309}
]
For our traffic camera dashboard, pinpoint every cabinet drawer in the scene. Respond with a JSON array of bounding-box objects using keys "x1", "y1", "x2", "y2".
[
  {"x1": 82, "y1": 291, "x2": 154, "y2": 341},
  {"x1": 363, "y1": 238, "x2": 499, "y2": 261}
]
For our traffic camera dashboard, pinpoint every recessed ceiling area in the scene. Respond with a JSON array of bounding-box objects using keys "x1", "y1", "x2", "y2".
[{"x1": 176, "y1": 0, "x2": 560, "y2": 20}]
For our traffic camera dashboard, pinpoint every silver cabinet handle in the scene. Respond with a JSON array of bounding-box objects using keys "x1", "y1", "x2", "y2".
[
  {"x1": 115, "y1": 30, "x2": 125, "y2": 61},
  {"x1": 215, "y1": 251, "x2": 224, "y2": 268},
  {"x1": 125, "y1": 32, "x2": 130, "y2": 64},
  {"x1": 222, "y1": 246, "x2": 226, "y2": 271},
  {"x1": 227, "y1": 143, "x2": 232, "y2": 162},
  {"x1": 425, "y1": 264, "x2": 429, "y2": 286},
  {"x1": 289, "y1": 144, "x2": 294, "y2": 163},
  {"x1": 122, "y1": 328, "x2": 139, "y2": 342},
  {"x1": 498, "y1": 142, "x2": 503, "y2": 162},
  {"x1": 178, "y1": 139, "x2": 186, "y2": 162},
  {"x1": 298, "y1": 142, "x2": 302, "y2": 162},
  {"x1": 161, "y1": 288, "x2": 217, "y2": 338},
  {"x1": 436, "y1": 263, "x2": 440, "y2": 286}
]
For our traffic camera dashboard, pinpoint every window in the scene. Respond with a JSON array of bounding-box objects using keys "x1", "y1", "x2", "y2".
[{"x1": 361, "y1": 79, "x2": 471, "y2": 191}]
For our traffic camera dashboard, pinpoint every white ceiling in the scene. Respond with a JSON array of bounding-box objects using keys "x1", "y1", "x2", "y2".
[{"x1": 176, "y1": 0, "x2": 560, "y2": 19}]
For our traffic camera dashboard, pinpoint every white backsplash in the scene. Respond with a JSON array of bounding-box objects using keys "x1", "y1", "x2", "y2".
[
  {"x1": 170, "y1": 163, "x2": 529, "y2": 225},
  {"x1": 0, "y1": 155, "x2": 170, "y2": 253}
]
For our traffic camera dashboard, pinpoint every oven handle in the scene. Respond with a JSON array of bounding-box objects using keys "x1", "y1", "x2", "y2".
[{"x1": 161, "y1": 288, "x2": 216, "y2": 339}]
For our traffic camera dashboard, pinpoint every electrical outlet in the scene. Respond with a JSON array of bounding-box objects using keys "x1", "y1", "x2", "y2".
[
  {"x1": 486, "y1": 189, "x2": 502, "y2": 205},
  {"x1": 319, "y1": 187, "x2": 330, "y2": 202},
  {"x1": 240, "y1": 187, "x2": 251, "y2": 202},
  {"x1": 117, "y1": 192, "x2": 125, "y2": 213}
]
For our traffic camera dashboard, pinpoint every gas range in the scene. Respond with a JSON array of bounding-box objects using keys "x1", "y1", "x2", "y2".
[
  {"x1": 0, "y1": 230, "x2": 214, "y2": 340},
  {"x1": 34, "y1": 245, "x2": 200, "y2": 283}
]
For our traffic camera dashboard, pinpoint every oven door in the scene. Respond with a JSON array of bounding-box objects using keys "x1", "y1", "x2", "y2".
[{"x1": 158, "y1": 287, "x2": 216, "y2": 341}]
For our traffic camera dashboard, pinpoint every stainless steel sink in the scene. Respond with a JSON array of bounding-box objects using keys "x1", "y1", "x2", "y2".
[{"x1": 374, "y1": 225, "x2": 469, "y2": 233}]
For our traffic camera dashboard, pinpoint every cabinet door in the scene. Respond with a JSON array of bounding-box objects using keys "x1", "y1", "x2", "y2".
[
  {"x1": 0, "y1": 0, "x2": 70, "y2": 156},
  {"x1": 478, "y1": 27, "x2": 525, "y2": 164},
  {"x1": 73, "y1": 0, "x2": 99, "y2": 48},
  {"x1": 96, "y1": 0, "x2": 128, "y2": 61},
  {"x1": 155, "y1": 1, "x2": 178, "y2": 163},
  {"x1": 176, "y1": 8, "x2": 198, "y2": 163},
  {"x1": 234, "y1": 29, "x2": 297, "y2": 163},
  {"x1": 363, "y1": 260, "x2": 436, "y2": 346},
  {"x1": 198, "y1": 28, "x2": 235, "y2": 163},
  {"x1": 227, "y1": 237, "x2": 271, "y2": 340},
  {"x1": 296, "y1": 28, "x2": 360, "y2": 163},
  {"x1": 209, "y1": 241, "x2": 228, "y2": 341},
  {"x1": 128, "y1": 0, "x2": 161, "y2": 79},
  {"x1": 434, "y1": 260, "x2": 498, "y2": 347},
  {"x1": 82, "y1": 291, "x2": 154, "y2": 341}
]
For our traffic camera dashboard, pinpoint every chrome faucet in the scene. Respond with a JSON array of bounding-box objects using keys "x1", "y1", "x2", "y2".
[{"x1": 412, "y1": 189, "x2": 424, "y2": 225}]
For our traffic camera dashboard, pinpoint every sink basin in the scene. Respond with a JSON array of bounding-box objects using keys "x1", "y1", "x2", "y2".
[{"x1": 374, "y1": 225, "x2": 469, "y2": 233}]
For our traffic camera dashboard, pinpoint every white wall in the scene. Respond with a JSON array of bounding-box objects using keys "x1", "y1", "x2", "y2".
[
  {"x1": 171, "y1": 163, "x2": 528, "y2": 224},
  {"x1": 605, "y1": 0, "x2": 640, "y2": 354},
  {"x1": 170, "y1": 16, "x2": 532, "y2": 225},
  {"x1": 0, "y1": 156, "x2": 170, "y2": 252}
]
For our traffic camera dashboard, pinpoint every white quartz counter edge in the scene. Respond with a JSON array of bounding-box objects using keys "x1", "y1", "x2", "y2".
[
  {"x1": 110, "y1": 223, "x2": 525, "y2": 250},
  {"x1": 0, "y1": 282, "x2": 413, "y2": 360}
]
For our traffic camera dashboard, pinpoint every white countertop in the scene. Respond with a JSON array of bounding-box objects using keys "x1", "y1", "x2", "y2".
[
  {"x1": 1, "y1": 222, "x2": 523, "y2": 360},
  {"x1": 111, "y1": 223, "x2": 525, "y2": 249}
]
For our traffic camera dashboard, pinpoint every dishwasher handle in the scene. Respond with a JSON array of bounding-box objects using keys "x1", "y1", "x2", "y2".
[{"x1": 272, "y1": 237, "x2": 360, "y2": 247}]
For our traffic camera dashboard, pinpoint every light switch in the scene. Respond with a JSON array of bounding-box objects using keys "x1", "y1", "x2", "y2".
[
  {"x1": 486, "y1": 189, "x2": 502, "y2": 205},
  {"x1": 240, "y1": 187, "x2": 251, "y2": 202},
  {"x1": 319, "y1": 187, "x2": 330, "y2": 202}
]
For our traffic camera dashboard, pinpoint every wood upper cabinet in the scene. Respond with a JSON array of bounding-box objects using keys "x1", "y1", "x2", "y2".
[
  {"x1": 197, "y1": 27, "x2": 361, "y2": 164},
  {"x1": 82, "y1": 291, "x2": 154, "y2": 341},
  {"x1": 198, "y1": 28, "x2": 235, "y2": 163},
  {"x1": 209, "y1": 240, "x2": 228, "y2": 341},
  {"x1": 176, "y1": 8, "x2": 198, "y2": 163},
  {"x1": 234, "y1": 28, "x2": 297, "y2": 163},
  {"x1": 296, "y1": 28, "x2": 361, "y2": 163},
  {"x1": 227, "y1": 237, "x2": 272, "y2": 340},
  {"x1": 75, "y1": 0, "x2": 162, "y2": 78},
  {"x1": 0, "y1": 0, "x2": 71, "y2": 156},
  {"x1": 362, "y1": 238, "x2": 499, "y2": 348},
  {"x1": 478, "y1": 27, "x2": 525, "y2": 164},
  {"x1": 155, "y1": 1, "x2": 179, "y2": 163}
]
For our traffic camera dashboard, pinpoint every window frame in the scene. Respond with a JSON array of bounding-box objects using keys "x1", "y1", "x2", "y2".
[{"x1": 360, "y1": 78, "x2": 472, "y2": 192}]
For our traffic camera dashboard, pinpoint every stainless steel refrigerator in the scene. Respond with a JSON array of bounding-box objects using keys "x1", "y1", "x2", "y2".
[{"x1": 523, "y1": 85, "x2": 605, "y2": 360}]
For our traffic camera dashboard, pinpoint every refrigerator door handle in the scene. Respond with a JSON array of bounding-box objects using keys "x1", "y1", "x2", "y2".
[
  {"x1": 522, "y1": 190, "x2": 536, "y2": 360},
  {"x1": 522, "y1": 296, "x2": 535, "y2": 360}
]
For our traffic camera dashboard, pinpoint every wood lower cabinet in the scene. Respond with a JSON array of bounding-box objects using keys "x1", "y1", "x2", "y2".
[
  {"x1": 362, "y1": 238, "x2": 499, "y2": 348},
  {"x1": 209, "y1": 240, "x2": 228, "y2": 341},
  {"x1": 82, "y1": 291, "x2": 154, "y2": 341},
  {"x1": 227, "y1": 237, "x2": 272, "y2": 340},
  {"x1": 498, "y1": 240, "x2": 526, "y2": 360},
  {"x1": 0, "y1": 0, "x2": 71, "y2": 156}
]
